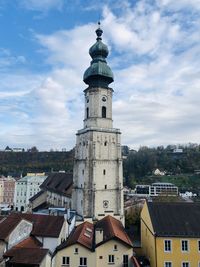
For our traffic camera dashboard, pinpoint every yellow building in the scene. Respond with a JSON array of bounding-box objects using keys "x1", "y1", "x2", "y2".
[
  {"x1": 141, "y1": 201, "x2": 200, "y2": 267},
  {"x1": 53, "y1": 215, "x2": 134, "y2": 267}
]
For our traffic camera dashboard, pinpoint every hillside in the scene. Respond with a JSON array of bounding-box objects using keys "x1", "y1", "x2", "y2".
[
  {"x1": 123, "y1": 145, "x2": 200, "y2": 191},
  {"x1": 0, "y1": 150, "x2": 74, "y2": 176}
]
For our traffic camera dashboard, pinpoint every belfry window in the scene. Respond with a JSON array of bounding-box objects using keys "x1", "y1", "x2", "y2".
[
  {"x1": 102, "y1": 106, "x2": 106, "y2": 118},
  {"x1": 86, "y1": 107, "x2": 89, "y2": 118}
]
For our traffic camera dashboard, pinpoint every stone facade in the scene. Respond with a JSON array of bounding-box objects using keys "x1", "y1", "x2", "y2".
[{"x1": 72, "y1": 27, "x2": 124, "y2": 224}]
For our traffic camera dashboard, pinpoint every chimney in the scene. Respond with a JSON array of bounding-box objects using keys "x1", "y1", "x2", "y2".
[{"x1": 95, "y1": 228, "x2": 103, "y2": 244}]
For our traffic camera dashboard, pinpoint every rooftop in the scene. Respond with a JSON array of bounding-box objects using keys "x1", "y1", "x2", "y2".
[
  {"x1": 56, "y1": 215, "x2": 132, "y2": 252},
  {"x1": 40, "y1": 172, "x2": 73, "y2": 197},
  {"x1": 147, "y1": 201, "x2": 200, "y2": 237},
  {"x1": 0, "y1": 213, "x2": 64, "y2": 240}
]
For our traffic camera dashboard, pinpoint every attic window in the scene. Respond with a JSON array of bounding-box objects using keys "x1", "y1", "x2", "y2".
[
  {"x1": 86, "y1": 227, "x2": 92, "y2": 233},
  {"x1": 114, "y1": 245, "x2": 118, "y2": 251},
  {"x1": 84, "y1": 232, "x2": 91, "y2": 238},
  {"x1": 74, "y1": 248, "x2": 78, "y2": 254}
]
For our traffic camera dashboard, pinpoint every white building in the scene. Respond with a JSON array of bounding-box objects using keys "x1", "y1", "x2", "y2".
[
  {"x1": 150, "y1": 182, "x2": 178, "y2": 196},
  {"x1": 72, "y1": 25, "x2": 124, "y2": 224},
  {"x1": 134, "y1": 182, "x2": 178, "y2": 197},
  {"x1": 14, "y1": 173, "x2": 47, "y2": 212}
]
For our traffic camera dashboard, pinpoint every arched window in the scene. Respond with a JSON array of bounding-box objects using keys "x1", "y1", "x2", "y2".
[
  {"x1": 102, "y1": 106, "x2": 106, "y2": 118},
  {"x1": 86, "y1": 107, "x2": 89, "y2": 118}
]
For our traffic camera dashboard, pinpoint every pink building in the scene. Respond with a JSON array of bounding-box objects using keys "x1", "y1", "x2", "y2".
[{"x1": 0, "y1": 176, "x2": 16, "y2": 208}]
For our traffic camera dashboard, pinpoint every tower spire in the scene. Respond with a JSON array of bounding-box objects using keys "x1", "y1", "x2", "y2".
[
  {"x1": 96, "y1": 21, "x2": 103, "y2": 40},
  {"x1": 83, "y1": 23, "x2": 114, "y2": 88}
]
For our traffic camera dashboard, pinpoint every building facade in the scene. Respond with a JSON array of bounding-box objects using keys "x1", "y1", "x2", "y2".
[
  {"x1": 72, "y1": 24, "x2": 124, "y2": 223},
  {"x1": 53, "y1": 216, "x2": 133, "y2": 267},
  {"x1": 135, "y1": 183, "x2": 178, "y2": 197},
  {"x1": 141, "y1": 201, "x2": 200, "y2": 267},
  {"x1": 0, "y1": 176, "x2": 16, "y2": 208},
  {"x1": 14, "y1": 173, "x2": 47, "y2": 212}
]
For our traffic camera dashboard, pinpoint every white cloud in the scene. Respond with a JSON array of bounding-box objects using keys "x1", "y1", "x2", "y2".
[{"x1": 0, "y1": 0, "x2": 200, "y2": 150}]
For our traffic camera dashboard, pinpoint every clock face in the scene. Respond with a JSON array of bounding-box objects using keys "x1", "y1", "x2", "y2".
[
  {"x1": 102, "y1": 96, "x2": 107, "y2": 102},
  {"x1": 103, "y1": 200, "x2": 109, "y2": 208}
]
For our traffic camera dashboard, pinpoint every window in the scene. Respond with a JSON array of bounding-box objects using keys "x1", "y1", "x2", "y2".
[
  {"x1": 104, "y1": 141, "x2": 107, "y2": 146},
  {"x1": 62, "y1": 257, "x2": 70, "y2": 265},
  {"x1": 108, "y1": 255, "x2": 114, "y2": 264},
  {"x1": 165, "y1": 262, "x2": 172, "y2": 267},
  {"x1": 181, "y1": 240, "x2": 189, "y2": 252},
  {"x1": 182, "y1": 262, "x2": 189, "y2": 267},
  {"x1": 164, "y1": 240, "x2": 172, "y2": 252},
  {"x1": 102, "y1": 106, "x2": 106, "y2": 118},
  {"x1": 114, "y1": 244, "x2": 117, "y2": 251},
  {"x1": 123, "y1": 255, "x2": 128, "y2": 267},
  {"x1": 86, "y1": 108, "x2": 89, "y2": 119},
  {"x1": 105, "y1": 185, "x2": 107, "y2": 189},
  {"x1": 103, "y1": 169, "x2": 106, "y2": 175},
  {"x1": 198, "y1": 240, "x2": 200, "y2": 252},
  {"x1": 74, "y1": 248, "x2": 78, "y2": 254},
  {"x1": 80, "y1": 257, "x2": 87, "y2": 267}
]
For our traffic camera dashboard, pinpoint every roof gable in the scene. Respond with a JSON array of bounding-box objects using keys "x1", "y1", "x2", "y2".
[
  {"x1": 56, "y1": 215, "x2": 132, "y2": 253},
  {"x1": 95, "y1": 215, "x2": 133, "y2": 247}
]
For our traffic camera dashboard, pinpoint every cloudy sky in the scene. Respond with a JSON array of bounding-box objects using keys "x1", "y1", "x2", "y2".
[{"x1": 0, "y1": 0, "x2": 199, "y2": 151}]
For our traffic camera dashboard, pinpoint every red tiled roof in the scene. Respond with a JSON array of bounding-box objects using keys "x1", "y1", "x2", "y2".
[
  {"x1": 0, "y1": 213, "x2": 64, "y2": 239},
  {"x1": 57, "y1": 221, "x2": 94, "y2": 251},
  {"x1": 95, "y1": 215, "x2": 133, "y2": 247},
  {"x1": 21, "y1": 213, "x2": 64, "y2": 238},
  {"x1": 15, "y1": 236, "x2": 42, "y2": 248},
  {"x1": 4, "y1": 248, "x2": 49, "y2": 265},
  {"x1": 57, "y1": 215, "x2": 132, "y2": 252}
]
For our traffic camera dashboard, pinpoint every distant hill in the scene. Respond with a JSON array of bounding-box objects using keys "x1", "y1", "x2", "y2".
[
  {"x1": 0, "y1": 150, "x2": 74, "y2": 176},
  {"x1": 123, "y1": 145, "x2": 200, "y2": 191}
]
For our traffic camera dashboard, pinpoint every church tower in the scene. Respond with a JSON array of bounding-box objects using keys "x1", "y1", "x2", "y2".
[{"x1": 72, "y1": 24, "x2": 124, "y2": 224}]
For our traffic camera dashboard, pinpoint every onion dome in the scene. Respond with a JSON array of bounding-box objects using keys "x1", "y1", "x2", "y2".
[{"x1": 83, "y1": 23, "x2": 114, "y2": 88}]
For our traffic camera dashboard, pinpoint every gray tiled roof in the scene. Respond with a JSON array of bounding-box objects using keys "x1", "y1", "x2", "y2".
[
  {"x1": 40, "y1": 172, "x2": 73, "y2": 197},
  {"x1": 147, "y1": 201, "x2": 200, "y2": 237}
]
